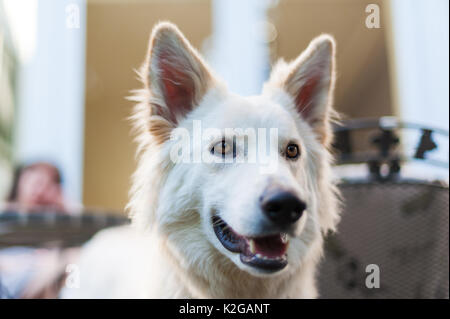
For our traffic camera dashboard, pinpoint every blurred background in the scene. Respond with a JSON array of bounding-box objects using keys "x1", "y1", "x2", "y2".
[{"x1": 0, "y1": 0, "x2": 448, "y2": 298}]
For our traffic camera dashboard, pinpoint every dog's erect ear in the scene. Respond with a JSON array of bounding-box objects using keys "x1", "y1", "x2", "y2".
[
  {"x1": 145, "y1": 22, "x2": 214, "y2": 125},
  {"x1": 265, "y1": 35, "x2": 336, "y2": 146}
]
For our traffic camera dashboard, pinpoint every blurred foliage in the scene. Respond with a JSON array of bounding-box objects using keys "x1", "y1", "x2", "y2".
[
  {"x1": 0, "y1": 6, "x2": 16, "y2": 198},
  {"x1": 0, "y1": 17, "x2": 15, "y2": 160}
]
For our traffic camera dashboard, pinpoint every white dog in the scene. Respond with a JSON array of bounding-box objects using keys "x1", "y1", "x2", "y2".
[{"x1": 62, "y1": 22, "x2": 340, "y2": 299}]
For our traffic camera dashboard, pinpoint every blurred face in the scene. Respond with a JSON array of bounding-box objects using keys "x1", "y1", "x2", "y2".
[{"x1": 16, "y1": 165, "x2": 64, "y2": 211}]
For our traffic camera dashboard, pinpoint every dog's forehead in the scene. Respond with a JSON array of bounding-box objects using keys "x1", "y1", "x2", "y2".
[{"x1": 203, "y1": 94, "x2": 298, "y2": 135}]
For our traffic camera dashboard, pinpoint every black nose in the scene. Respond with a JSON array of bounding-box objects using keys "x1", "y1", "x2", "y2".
[{"x1": 261, "y1": 191, "x2": 306, "y2": 227}]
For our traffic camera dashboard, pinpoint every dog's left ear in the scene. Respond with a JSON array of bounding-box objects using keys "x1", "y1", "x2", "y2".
[
  {"x1": 265, "y1": 35, "x2": 336, "y2": 146},
  {"x1": 144, "y1": 22, "x2": 215, "y2": 127}
]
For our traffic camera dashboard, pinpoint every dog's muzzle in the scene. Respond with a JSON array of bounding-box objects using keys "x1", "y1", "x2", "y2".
[{"x1": 212, "y1": 215, "x2": 289, "y2": 272}]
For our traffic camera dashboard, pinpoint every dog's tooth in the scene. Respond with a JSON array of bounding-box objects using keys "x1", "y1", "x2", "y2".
[
  {"x1": 281, "y1": 233, "x2": 288, "y2": 244},
  {"x1": 256, "y1": 253, "x2": 262, "y2": 259},
  {"x1": 249, "y1": 239, "x2": 256, "y2": 254}
]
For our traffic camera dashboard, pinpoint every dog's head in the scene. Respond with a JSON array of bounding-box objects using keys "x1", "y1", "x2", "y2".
[{"x1": 130, "y1": 22, "x2": 340, "y2": 278}]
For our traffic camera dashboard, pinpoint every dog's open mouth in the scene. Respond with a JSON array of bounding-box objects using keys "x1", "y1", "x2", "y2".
[{"x1": 212, "y1": 216, "x2": 288, "y2": 272}]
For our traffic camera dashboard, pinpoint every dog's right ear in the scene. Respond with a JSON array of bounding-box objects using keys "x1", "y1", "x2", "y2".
[
  {"x1": 263, "y1": 35, "x2": 336, "y2": 147},
  {"x1": 144, "y1": 22, "x2": 214, "y2": 127}
]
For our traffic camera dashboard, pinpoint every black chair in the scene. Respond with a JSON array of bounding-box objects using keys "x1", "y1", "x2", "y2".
[{"x1": 318, "y1": 117, "x2": 449, "y2": 299}]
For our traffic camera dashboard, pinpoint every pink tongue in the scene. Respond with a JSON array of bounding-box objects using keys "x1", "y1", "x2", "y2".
[{"x1": 253, "y1": 235, "x2": 287, "y2": 258}]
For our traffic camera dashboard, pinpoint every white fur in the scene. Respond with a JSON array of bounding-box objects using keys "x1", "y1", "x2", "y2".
[{"x1": 62, "y1": 22, "x2": 340, "y2": 299}]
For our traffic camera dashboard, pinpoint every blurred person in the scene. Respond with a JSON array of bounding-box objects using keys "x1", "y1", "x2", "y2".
[
  {"x1": 6, "y1": 162, "x2": 67, "y2": 213},
  {"x1": 0, "y1": 162, "x2": 81, "y2": 298}
]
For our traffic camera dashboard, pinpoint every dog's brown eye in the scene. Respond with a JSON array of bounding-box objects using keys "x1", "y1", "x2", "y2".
[
  {"x1": 286, "y1": 144, "x2": 300, "y2": 159},
  {"x1": 211, "y1": 140, "x2": 232, "y2": 157}
]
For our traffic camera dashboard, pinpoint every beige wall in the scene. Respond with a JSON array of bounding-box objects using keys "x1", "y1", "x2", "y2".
[
  {"x1": 269, "y1": 0, "x2": 392, "y2": 119},
  {"x1": 83, "y1": 0, "x2": 211, "y2": 212}
]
